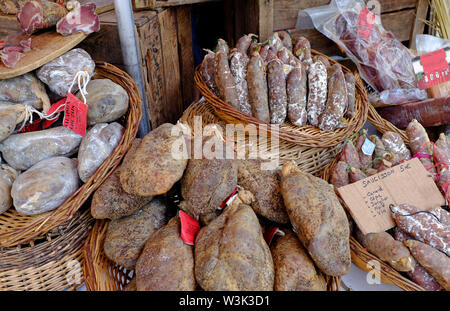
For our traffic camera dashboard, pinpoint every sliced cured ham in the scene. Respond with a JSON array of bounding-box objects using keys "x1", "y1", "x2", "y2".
[
  {"x1": 56, "y1": 2, "x2": 100, "y2": 35},
  {"x1": 17, "y1": 0, "x2": 68, "y2": 35},
  {"x1": 0, "y1": 46, "x2": 25, "y2": 68},
  {"x1": 19, "y1": 38, "x2": 32, "y2": 52}
]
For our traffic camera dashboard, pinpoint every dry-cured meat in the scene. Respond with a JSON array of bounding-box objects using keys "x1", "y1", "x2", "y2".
[
  {"x1": 344, "y1": 73, "x2": 356, "y2": 118},
  {"x1": 230, "y1": 49, "x2": 251, "y2": 115},
  {"x1": 381, "y1": 132, "x2": 411, "y2": 165},
  {"x1": 56, "y1": 1, "x2": 100, "y2": 35},
  {"x1": 330, "y1": 161, "x2": 349, "y2": 188},
  {"x1": 199, "y1": 49, "x2": 218, "y2": 95},
  {"x1": 0, "y1": 164, "x2": 18, "y2": 215},
  {"x1": 247, "y1": 52, "x2": 270, "y2": 123},
  {"x1": 267, "y1": 59, "x2": 288, "y2": 124},
  {"x1": 17, "y1": 0, "x2": 68, "y2": 35},
  {"x1": 406, "y1": 119, "x2": 436, "y2": 176},
  {"x1": 215, "y1": 49, "x2": 240, "y2": 110},
  {"x1": 306, "y1": 61, "x2": 327, "y2": 126},
  {"x1": 286, "y1": 62, "x2": 307, "y2": 127}
]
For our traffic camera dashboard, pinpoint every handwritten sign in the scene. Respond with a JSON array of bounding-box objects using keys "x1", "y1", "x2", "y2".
[{"x1": 337, "y1": 158, "x2": 445, "y2": 234}]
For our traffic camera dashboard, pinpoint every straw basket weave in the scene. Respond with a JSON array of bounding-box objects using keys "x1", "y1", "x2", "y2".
[
  {"x1": 194, "y1": 49, "x2": 369, "y2": 148},
  {"x1": 82, "y1": 100, "x2": 342, "y2": 291},
  {"x1": 0, "y1": 62, "x2": 142, "y2": 248},
  {"x1": 0, "y1": 208, "x2": 94, "y2": 291},
  {"x1": 322, "y1": 134, "x2": 427, "y2": 291},
  {"x1": 367, "y1": 104, "x2": 408, "y2": 143}
]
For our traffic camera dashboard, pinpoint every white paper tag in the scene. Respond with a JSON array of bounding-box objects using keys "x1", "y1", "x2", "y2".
[{"x1": 361, "y1": 138, "x2": 376, "y2": 156}]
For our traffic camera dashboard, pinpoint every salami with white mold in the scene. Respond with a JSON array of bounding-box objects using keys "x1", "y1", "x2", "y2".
[
  {"x1": 230, "y1": 49, "x2": 251, "y2": 115},
  {"x1": 199, "y1": 50, "x2": 218, "y2": 95},
  {"x1": 236, "y1": 34, "x2": 256, "y2": 55},
  {"x1": 344, "y1": 73, "x2": 356, "y2": 118},
  {"x1": 286, "y1": 62, "x2": 307, "y2": 127},
  {"x1": 306, "y1": 61, "x2": 328, "y2": 126},
  {"x1": 214, "y1": 49, "x2": 239, "y2": 110},
  {"x1": 247, "y1": 53, "x2": 270, "y2": 123},
  {"x1": 267, "y1": 59, "x2": 288, "y2": 124}
]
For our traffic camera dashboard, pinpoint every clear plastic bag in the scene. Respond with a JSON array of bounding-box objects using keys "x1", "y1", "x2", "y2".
[{"x1": 296, "y1": 0, "x2": 417, "y2": 92}]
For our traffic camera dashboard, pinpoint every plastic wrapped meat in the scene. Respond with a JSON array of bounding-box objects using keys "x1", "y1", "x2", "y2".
[
  {"x1": 77, "y1": 79, "x2": 129, "y2": 125},
  {"x1": 17, "y1": 0, "x2": 68, "y2": 35},
  {"x1": 0, "y1": 73, "x2": 50, "y2": 112},
  {"x1": 77, "y1": 122, "x2": 124, "y2": 183},
  {"x1": 0, "y1": 164, "x2": 18, "y2": 215},
  {"x1": 11, "y1": 157, "x2": 79, "y2": 215},
  {"x1": 0, "y1": 126, "x2": 82, "y2": 171},
  {"x1": 36, "y1": 48, "x2": 95, "y2": 97},
  {"x1": 57, "y1": 1, "x2": 100, "y2": 36}
]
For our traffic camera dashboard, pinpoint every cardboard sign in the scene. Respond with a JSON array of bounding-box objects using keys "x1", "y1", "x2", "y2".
[
  {"x1": 357, "y1": 7, "x2": 376, "y2": 40},
  {"x1": 63, "y1": 92, "x2": 87, "y2": 137},
  {"x1": 413, "y1": 47, "x2": 450, "y2": 90},
  {"x1": 337, "y1": 158, "x2": 445, "y2": 234}
]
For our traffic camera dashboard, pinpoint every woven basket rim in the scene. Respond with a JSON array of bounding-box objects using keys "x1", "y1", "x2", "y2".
[
  {"x1": 195, "y1": 49, "x2": 369, "y2": 148},
  {"x1": 321, "y1": 133, "x2": 427, "y2": 291},
  {"x1": 0, "y1": 208, "x2": 94, "y2": 291},
  {"x1": 0, "y1": 61, "x2": 142, "y2": 248}
]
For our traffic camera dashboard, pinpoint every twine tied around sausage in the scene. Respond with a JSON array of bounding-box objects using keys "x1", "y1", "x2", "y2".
[{"x1": 18, "y1": 71, "x2": 91, "y2": 132}]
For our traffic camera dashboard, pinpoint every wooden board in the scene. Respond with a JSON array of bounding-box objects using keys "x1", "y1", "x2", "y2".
[
  {"x1": 410, "y1": 0, "x2": 429, "y2": 50},
  {"x1": 0, "y1": 16, "x2": 87, "y2": 79}
]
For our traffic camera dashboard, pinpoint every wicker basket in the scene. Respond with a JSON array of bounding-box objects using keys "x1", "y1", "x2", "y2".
[
  {"x1": 0, "y1": 208, "x2": 94, "y2": 291},
  {"x1": 367, "y1": 104, "x2": 408, "y2": 143},
  {"x1": 321, "y1": 134, "x2": 427, "y2": 291},
  {"x1": 0, "y1": 62, "x2": 142, "y2": 248},
  {"x1": 194, "y1": 49, "x2": 369, "y2": 148},
  {"x1": 82, "y1": 100, "x2": 342, "y2": 291}
]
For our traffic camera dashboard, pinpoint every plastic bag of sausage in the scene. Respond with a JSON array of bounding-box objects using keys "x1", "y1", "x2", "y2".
[{"x1": 296, "y1": 0, "x2": 417, "y2": 94}]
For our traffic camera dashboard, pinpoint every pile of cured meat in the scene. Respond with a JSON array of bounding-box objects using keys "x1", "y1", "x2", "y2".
[
  {"x1": 0, "y1": 48, "x2": 129, "y2": 216},
  {"x1": 92, "y1": 122, "x2": 353, "y2": 291},
  {"x1": 0, "y1": 0, "x2": 100, "y2": 68},
  {"x1": 199, "y1": 32, "x2": 357, "y2": 132},
  {"x1": 330, "y1": 119, "x2": 449, "y2": 291}
]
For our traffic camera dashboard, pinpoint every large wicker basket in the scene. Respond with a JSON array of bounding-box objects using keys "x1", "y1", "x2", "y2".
[
  {"x1": 367, "y1": 104, "x2": 408, "y2": 143},
  {"x1": 0, "y1": 62, "x2": 142, "y2": 248},
  {"x1": 0, "y1": 208, "x2": 94, "y2": 291},
  {"x1": 82, "y1": 100, "x2": 342, "y2": 291},
  {"x1": 194, "y1": 49, "x2": 369, "y2": 148},
  {"x1": 321, "y1": 134, "x2": 427, "y2": 291}
]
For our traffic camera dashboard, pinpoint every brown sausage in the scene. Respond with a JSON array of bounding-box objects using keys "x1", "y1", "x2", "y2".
[
  {"x1": 330, "y1": 161, "x2": 350, "y2": 188},
  {"x1": 277, "y1": 30, "x2": 293, "y2": 51},
  {"x1": 247, "y1": 53, "x2": 270, "y2": 123},
  {"x1": 355, "y1": 130, "x2": 373, "y2": 169},
  {"x1": 293, "y1": 36, "x2": 312, "y2": 68},
  {"x1": 318, "y1": 64, "x2": 348, "y2": 132},
  {"x1": 369, "y1": 135, "x2": 394, "y2": 169},
  {"x1": 406, "y1": 119, "x2": 436, "y2": 176},
  {"x1": 230, "y1": 49, "x2": 252, "y2": 116},
  {"x1": 344, "y1": 73, "x2": 356, "y2": 118},
  {"x1": 312, "y1": 55, "x2": 331, "y2": 68},
  {"x1": 199, "y1": 49, "x2": 218, "y2": 95},
  {"x1": 286, "y1": 62, "x2": 307, "y2": 127},
  {"x1": 381, "y1": 131, "x2": 411, "y2": 165},
  {"x1": 214, "y1": 50, "x2": 240, "y2": 110},
  {"x1": 236, "y1": 34, "x2": 257, "y2": 55},
  {"x1": 349, "y1": 167, "x2": 367, "y2": 183},
  {"x1": 340, "y1": 141, "x2": 361, "y2": 169},
  {"x1": 215, "y1": 38, "x2": 229, "y2": 54},
  {"x1": 306, "y1": 61, "x2": 328, "y2": 126},
  {"x1": 267, "y1": 59, "x2": 288, "y2": 124}
]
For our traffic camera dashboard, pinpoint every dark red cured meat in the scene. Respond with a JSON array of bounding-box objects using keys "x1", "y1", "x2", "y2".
[
  {"x1": 56, "y1": 3, "x2": 100, "y2": 35},
  {"x1": 0, "y1": 46, "x2": 25, "y2": 68},
  {"x1": 19, "y1": 38, "x2": 32, "y2": 52},
  {"x1": 17, "y1": 0, "x2": 68, "y2": 35}
]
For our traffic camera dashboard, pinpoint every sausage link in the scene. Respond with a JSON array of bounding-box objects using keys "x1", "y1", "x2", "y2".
[
  {"x1": 306, "y1": 61, "x2": 327, "y2": 126},
  {"x1": 247, "y1": 53, "x2": 270, "y2": 123},
  {"x1": 230, "y1": 49, "x2": 252, "y2": 116},
  {"x1": 215, "y1": 50, "x2": 239, "y2": 110},
  {"x1": 267, "y1": 59, "x2": 288, "y2": 124},
  {"x1": 286, "y1": 62, "x2": 307, "y2": 127}
]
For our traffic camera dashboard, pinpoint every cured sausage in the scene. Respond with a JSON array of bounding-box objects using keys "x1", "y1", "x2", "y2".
[
  {"x1": 230, "y1": 49, "x2": 251, "y2": 115},
  {"x1": 306, "y1": 61, "x2": 327, "y2": 126},
  {"x1": 267, "y1": 59, "x2": 288, "y2": 124},
  {"x1": 247, "y1": 52, "x2": 270, "y2": 123},
  {"x1": 286, "y1": 62, "x2": 307, "y2": 127},
  {"x1": 214, "y1": 49, "x2": 240, "y2": 110}
]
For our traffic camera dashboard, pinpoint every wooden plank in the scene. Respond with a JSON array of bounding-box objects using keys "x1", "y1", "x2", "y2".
[
  {"x1": 257, "y1": 0, "x2": 273, "y2": 42},
  {"x1": 175, "y1": 6, "x2": 195, "y2": 109},
  {"x1": 410, "y1": 0, "x2": 428, "y2": 50},
  {"x1": 137, "y1": 14, "x2": 167, "y2": 128},
  {"x1": 81, "y1": 0, "x2": 115, "y2": 14},
  {"x1": 273, "y1": 0, "x2": 417, "y2": 31},
  {"x1": 381, "y1": 9, "x2": 416, "y2": 42},
  {"x1": 0, "y1": 16, "x2": 87, "y2": 79},
  {"x1": 290, "y1": 29, "x2": 343, "y2": 56},
  {"x1": 232, "y1": 0, "x2": 272, "y2": 44},
  {"x1": 154, "y1": 0, "x2": 218, "y2": 8},
  {"x1": 133, "y1": 0, "x2": 156, "y2": 10},
  {"x1": 159, "y1": 8, "x2": 183, "y2": 123}
]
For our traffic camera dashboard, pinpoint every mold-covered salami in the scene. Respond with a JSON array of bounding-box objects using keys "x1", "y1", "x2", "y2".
[
  {"x1": 277, "y1": 31, "x2": 292, "y2": 50},
  {"x1": 381, "y1": 132, "x2": 411, "y2": 165},
  {"x1": 230, "y1": 49, "x2": 251, "y2": 115},
  {"x1": 267, "y1": 59, "x2": 288, "y2": 124},
  {"x1": 236, "y1": 34, "x2": 257, "y2": 55},
  {"x1": 247, "y1": 53, "x2": 270, "y2": 123},
  {"x1": 391, "y1": 204, "x2": 449, "y2": 256},
  {"x1": 215, "y1": 38, "x2": 229, "y2": 54},
  {"x1": 214, "y1": 50, "x2": 239, "y2": 110},
  {"x1": 286, "y1": 62, "x2": 307, "y2": 127},
  {"x1": 293, "y1": 36, "x2": 312, "y2": 67},
  {"x1": 344, "y1": 73, "x2": 356, "y2": 118},
  {"x1": 312, "y1": 55, "x2": 331, "y2": 68},
  {"x1": 306, "y1": 61, "x2": 327, "y2": 126},
  {"x1": 406, "y1": 119, "x2": 436, "y2": 175},
  {"x1": 318, "y1": 64, "x2": 347, "y2": 132},
  {"x1": 199, "y1": 49, "x2": 218, "y2": 95}
]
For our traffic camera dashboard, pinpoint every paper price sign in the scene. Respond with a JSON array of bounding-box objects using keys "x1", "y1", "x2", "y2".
[
  {"x1": 337, "y1": 158, "x2": 445, "y2": 234},
  {"x1": 413, "y1": 47, "x2": 450, "y2": 90}
]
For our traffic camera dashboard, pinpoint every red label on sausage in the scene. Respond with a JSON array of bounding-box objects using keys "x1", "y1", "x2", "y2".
[
  {"x1": 416, "y1": 48, "x2": 450, "y2": 89},
  {"x1": 218, "y1": 186, "x2": 239, "y2": 210},
  {"x1": 0, "y1": 41, "x2": 4, "y2": 49},
  {"x1": 42, "y1": 99, "x2": 66, "y2": 129},
  {"x1": 263, "y1": 226, "x2": 284, "y2": 245},
  {"x1": 63, "y1": 92, "x2": 87, "y2": 137},
  {"x1": 357, "y1": 7, "x2": 376, "y2": 40},
  {"x1": 18, "y1": 118, "x2": 42, "y2": 133},
  {"x1": 179, "y1": 210, "x2": 200, "y2": 246}
]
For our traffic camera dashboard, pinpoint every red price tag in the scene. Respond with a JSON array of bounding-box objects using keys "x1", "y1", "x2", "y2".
[
  {"x1": 63, "y1": 92, "x2": 87, "y2": 137},
  {"x1": 416, "y1": 48, "x2": 450, "y2": 89},
  {"x1": 263, "y1": 226, "x2": 284, "y2": 245},
  {"x1": 18, "y1": 118, "x2": 42, "y2": 133},
  {"x1": 218, "y1": 186, "x2": 239, "y2": 210},
  {"x1": 42, "y1": 98, "x2": 66, "y2": 129},
  {"x1": 179, "y1": 210, "x2": 200, "y2": 246},
  {"x1": 357, "y1": 6, "x2": 376, "y2": 40},
  {"x1": 0, "y1": 40, "x2": 4, "y2": 49}
]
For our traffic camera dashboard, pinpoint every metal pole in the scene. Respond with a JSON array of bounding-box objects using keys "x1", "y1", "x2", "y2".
[{"x1": 113, "y1": 0, "x2": 151, "y2": 137}]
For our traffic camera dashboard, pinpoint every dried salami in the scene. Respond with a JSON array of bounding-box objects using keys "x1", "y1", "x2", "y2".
[
  {"x1": 286, "y1": 62, "x2": 307, "y2": 127},
  {"x1": 355, "y1": 130, "x2": 373, "y2": 169},
  {"x1": 344, "y1": 73, "x2": 356, "y2": 118},
  {"x1": 406, "y1": 119, "x2": 436, "y2": 175},
  {"x1": 277, "y1": 31, "x2": 292, "y2": 50},
  {"x1": 293, "y1": 36, "x2": 312, "y2": 67},
  {"x1": 306, "y1": 61, "x2": 327, "y2": 126},
  {"x1": 330, "y1": 161, "x2": 349, "y2": 188},
  {"x1": 236, "y1": 34, "x2": 257, "y2": 55},
  {"x1": 230, "y1": 49, "x2": 251, "y2": 115},
  {"x1": 199, "y1": 49, "x2": 218, "y2": 95},
  {"x1": 214, "y1": 50, "x2": 240, "y2": 110},
  {"x1": 247, "y1": 53, "x2": 270, "y2": 123},
  {"x1": 267, "y1": 59, "x2": 288, "y2": 124},
  {"x1": 381, "y1": 131, "x2": 411, "y2": 165}
]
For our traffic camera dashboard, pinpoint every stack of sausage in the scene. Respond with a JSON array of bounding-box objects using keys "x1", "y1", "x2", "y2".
[
  {"x1": 330, "y1": 119, "x2": 450, "y2": 291},
  {"x1": 199, "y1": 32, "x2": 357, "y2": 132},
  {"x1": 93, "y1": 122, "x2": 353, "y2": 291}
]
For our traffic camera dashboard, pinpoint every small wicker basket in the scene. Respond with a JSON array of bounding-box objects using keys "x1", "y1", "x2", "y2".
[
  {"x1": 0, "y1": 62, "x2": 142, "y2": 248},
  {"x1": 194, "y1": 49, "x2": 369, "y2": 148},
  {"x1": 321, "y1": 133, "x2": 428, "y2": 291},
  {"x1": 0, "y1": 208, "x2": 94, "y2": 291},
  {"x1": 82, "y1": 99, "x2": 342, "y2": 291}
]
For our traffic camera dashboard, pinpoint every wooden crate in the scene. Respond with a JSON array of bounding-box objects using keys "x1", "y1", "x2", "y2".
[{"x1": 79, "y1": 8, "x2": 195, "y2": 129}]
